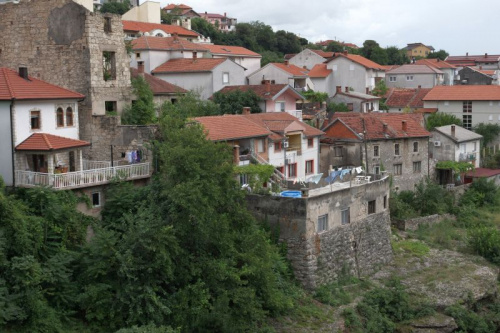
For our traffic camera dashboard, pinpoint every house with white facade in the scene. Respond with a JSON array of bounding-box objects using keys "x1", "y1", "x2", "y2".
[
  {"x1": 308, "y1": 64, "x2": 334, "y2": 94},
  {"x1": 384, "y1": 87, "x2": 432, "y2": 113},
  {"x1": 422, "y1": 85, "x2": 500, "y2": 130},
  {"x1": 330, "y1": 86, "x2": 381, "y2": 112},
  {"x1": 446, "y1": 53, "x2": 500, "y2": 70},
  {"x1": 324, "y1": 51, "x2": 385, "y2": 96},
  {"x1": 287, "y1": 49, "x2": 334, "y2": 70},
  {"x1": 122, "y1": 20, "x2": 201, "y2": 41},
  {"x1": 194, "y1": 110, "x2": 324, "y2": 180},
  {"x1": 386, "y1": 64, "x2": 445, "y2": 89},
  {"x1": 432, "y1": 125, "x2": 482, "y2": 168},
  {"x1": 202, "y1": 44, "x2": 262, "y2": 76},
  {"x1": 0, "y1": 67, "x2": 150, "y2": 202},
  {"x1": 415, "y1": 58, "x2": 457, "y2": 85},
  {"x1": 152, "y1": 56, "x2": 245, "y2": 100},
  {"x1": 247, "y1": 61, "x2": 314, "y2": 92},
  {"x1": 214, "y1": 82, "x2": 304, "y2": 118}
]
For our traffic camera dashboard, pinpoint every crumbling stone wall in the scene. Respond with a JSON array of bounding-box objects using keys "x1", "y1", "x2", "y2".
[{"x1": 246, "y1": 177, "x2": 393, "y2": 289}]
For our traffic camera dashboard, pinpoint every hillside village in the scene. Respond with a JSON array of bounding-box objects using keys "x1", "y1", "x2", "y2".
[{"x1": 1, "y1": 0, "x2": 500, "y2": 332}]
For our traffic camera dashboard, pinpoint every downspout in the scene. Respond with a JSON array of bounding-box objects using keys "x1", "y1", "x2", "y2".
[
  {"x1": 10, "y1": 100, "x2": 15, "y2": 187},
  {"x1": 362, "y1": 117, "x2": 369, "y2": 174}
]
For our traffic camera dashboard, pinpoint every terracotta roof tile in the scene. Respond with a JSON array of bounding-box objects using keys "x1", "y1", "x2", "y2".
[
  {"x1": 324, "y1": 113, "x2": 429, "y2": 140},
  {"x1": 446, "y1": 54, "x2": 500, "y2": 64},
  {"x1": 272, "y1": 63, "x2": 309, "y2": 76},
  {"x1": 387, "y1": 64, "x2": 443, "y2": 74},
  {"x1": 380, "y1": 65, "x2": 401, "y2": 71},
  {"x1": 122, "y1": 20, "x2": 199, "y2": 37},
  {"x1": 423, "y1": 85, "x2": 500, "y2": 101},
  {"x1": 308, "y1": 64, "x2": 332, "y2": 78},
  {"x1": 152, "y1": 58, "x2": 227, "y2": 73},
  {"x1": 327, "y1": 53, "x2": 384, "y2": 70},
  {"x1": 466, "y1": 168, "x2": 500, "y2": 178},
  {"x1": 194, "y1": 115, "x2": 273, "y2": 141},
  {"x1": 244, "y1": 112, "x2": 324, "y2": 138},
  {"x1": 203, "y1": 44, "x2": 261, "y2": 57},
  {"x1": 131, "y1": 36, "x2": 206, "y2": 51},
  {"x1": 415, "y1": 58, "x2": 456, "y2": 69},
  {"x1": 214, "y1": 84, "x2": 303, "y2": 101},
  {"x1": 311, "y1": 50, "x2": 335, "y2": 58},
  {"x1": 385, "y1": 88, "x2": 432, "y2": 108},
  {"x1": 0, "y1": 68, "x2": 84, "y2": 101},
  {"x1": 130, "y1": 68, "x2": 187, "y2": 95},
  {"x1": 163, "y1": 4, "x2": 192, "y2": 10},
  {"x1": 16, "y1": 133, "x2": 90, "y2": 151},
  {"x1": 414, "y1": 108, "x2": 438, "y2": 113}
]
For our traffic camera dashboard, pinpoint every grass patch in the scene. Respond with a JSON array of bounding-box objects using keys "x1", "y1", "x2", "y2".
[
  {"x1": 314, "y1": 276, "x2": 372, "y2": 307},
  {"x1": 411, "y1": 219, "x2": 465, "y2": 251},
  {"x1": 392, "y1": 240, "x2": 430, "y2": 257}
]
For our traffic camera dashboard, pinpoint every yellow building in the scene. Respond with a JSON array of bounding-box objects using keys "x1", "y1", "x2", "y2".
[{"x1": 405, "y1": 43, "x2": 435, "y2": 59}]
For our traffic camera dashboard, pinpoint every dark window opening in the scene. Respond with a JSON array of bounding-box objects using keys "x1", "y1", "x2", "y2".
[
  {"x1": 66, "y1": 107, "x2": 73, "y2": 126},
  {"x1": 104, "y1": 17, "x2": 112, "y2": 33},
  {"x1": 92, "y1": 192, "x2": 101, "y2": 207},
  {"x1": 103, "y1": 51, "x2": 116, "y2": 81},
  {"x1": 368, "y1": 200, "x2": 376, "y2": 214},
  {"x1": 31, "y1": 111, "x2": 41, "y2": 130},
  {"x1": 105, "y1": 101, "x2": 117, "y2": 115},
  {"x1": 56, "y1": 107, "x2": 64, "y2": 127}
]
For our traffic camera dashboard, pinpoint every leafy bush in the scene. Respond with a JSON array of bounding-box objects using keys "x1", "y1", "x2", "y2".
[
  {"x1": 468, "y1": 227, "x2": 500, "y2": 264},
  {"x1": 459, "y1": 178, "x2": 498, "y2": 208},
  {"x1": 392, "y1": 240, "x2": 430, "y2": 257},
  {"x1": 122, "y1": 76, "x2": 157, "y2": 125},
  {"x1": 445, "y1": 305, "x2": 495, "y2": 333}
]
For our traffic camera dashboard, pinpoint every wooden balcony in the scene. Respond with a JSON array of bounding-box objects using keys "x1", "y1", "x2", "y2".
[{"x1": 16, "y1": 163, "x2": 150, "y2": 190}]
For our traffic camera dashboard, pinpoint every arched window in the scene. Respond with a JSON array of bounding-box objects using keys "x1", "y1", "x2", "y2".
[
  {"x1": 56, "y1": 107, "x2": 64, "y2": 127},
  {"x1": 66, "y1": 107, "x2": 73, "y2": 126}
]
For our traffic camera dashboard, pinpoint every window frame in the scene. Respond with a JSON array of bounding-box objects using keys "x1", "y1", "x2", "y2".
[
  {"x1": 257, "y1": 139, "x2": 266, "y2": 153},
  {"x1": 406, "y1": 75, "x2": 414, "y2": 81},
  {"x1": 30, "y1": 110, "x2": 41, "y2": 130},
  {"x1": 308, "y1": 138, "x2": 314, "y2": 148},
  {"x1": 222, "y1": 72, "x2": 230, "y2": 84},
  {"x1": 66, "y1": 107, "x2": 74, "y2": 126},
  {"x1": 393, "y1": 163, "x2": 402, "y2": 175},
  {"x1": 373, "y1": 145, "x2": 380, "y2": 157},
  {"x1": 413, "y1": 141, "x2": 419, "y2": 153},
  {"x1": 305, "y1": 160, "x2": 314, "y2": 175},
  {"x1": 274, "y1": 141, "x2": 282, "y2": 152},
  {"x1": 389, "y1": 76, "x2": 396, "y2": 82},
  {"x1": 394, "y1": 143, "x2": 400, "y2": 156},
  {"x1": 275, "y1": 101, "x2": 285, "y2": 112},
  {"x1": 413, "y1": 161, "x2": 422, "y2": 173},
  {"x1": 56, "y1": 107, "x2": 64, "y2": 127},
  {"x1": 368, "y1": 200, "x2": 376, "y2": 214},
  {"x1": 334, "y1": 146, "x2": 343, "y2": 157},
  {"x1": 341, "y1": 208, "x2": 350, "y2": 225},
  {"x1": 317, "y1": 214, "x2": 328, "y2": 232},
  {"x1": 92, "y1": 192, "x2": 101, "y2": 208},
  {"x1": 288, "y1": 162, "x2": 297, "y2": 178}
]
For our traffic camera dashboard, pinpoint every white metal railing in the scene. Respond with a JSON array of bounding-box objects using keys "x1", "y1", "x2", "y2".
[
  {"x1": 82, "y1": 160, "x2": 112, "y2": 170},
  {"x1": 16, "y1": 163, "x2": 150, "y2": 190},
  {"x1": 459, "y1": 152, "x2": 477, "y2": 162},
  {"x1": 285, "y1": 110, "x2": 303, "y2": 121}
]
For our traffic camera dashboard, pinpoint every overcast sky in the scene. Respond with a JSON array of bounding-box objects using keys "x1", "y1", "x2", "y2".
[{"x1": 154, "y1": 0, "x2": 500, "y2": 55}]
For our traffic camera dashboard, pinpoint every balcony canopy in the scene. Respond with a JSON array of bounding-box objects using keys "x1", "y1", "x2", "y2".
[{"x1": 16, "y1": 133, "x2": 90, "y2": 151}]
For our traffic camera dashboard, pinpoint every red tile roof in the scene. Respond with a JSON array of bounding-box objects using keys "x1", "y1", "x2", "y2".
[
  {"x1": 446, "y1": 54, "x2": 500, "y2": 64},
  {"x1": 152, "y1": 58, "x2": 227, "y2": 73},
  {"x1": 312, "y1": 50, "x2": 335, "y2": 58},
  {"x1": 308, "y1": 64, "x2": 333, "y2": 78},
  {"x1": 471, "y1": 67, "x2": 496, "y2": 76},
  {"x1": 387, "y1": 64, "x2": 443, "y2": 74},
  {"x1": 272, "y1": 63, "x2": 309, "y2": 77},
  {"x1": 414, "y1": 108, "x2": 438, "y2": 113},
  {"x1": 163, "y1": 4, "x2": 192, "y2": 10},
  {"x1": 214, "y1": 84, "x2": 303, "y2": 100},
  {"x1": 244, "y1": 112, "x2": 324, "y2": 138},
  {"x1": 130, "y1": 68, "x2": 187, "y2": 95},
  {"x1": 131, "y1": 36, "x2": 206, "y2": 51},
  {"x1": 122, "y1": 20, "x2": 199, "y2": 37},
  {"x1": 415, "y1": 58, "x2": 456, "y2": 69},
  {"x1": 385, "y1": 88, "x2": 432, "y2": 108},
  {"x1": 423, "y1": 85, "x2": 500, "y2": 101},
  {"x1": 0, "y1": 68, "x2": 84, "y2": 101},
  {"x1": 324, "y1": 113, "x2": 429, "y2": 140},
  {"x1": 380, "y1": 65, "x2": 401, "y2": 71},
  {"x1": 16, "y1": 133, "x2": 90, "y2": 151},
  {"x1": 328, "y1": 53, "x2": 385, "y2": 70},
  {"x1": 202, "y1": 44, "x2": 261, "y2": 57},
  {"x1": 465, "y1": 168, "x2": 500, "y2": 178}
]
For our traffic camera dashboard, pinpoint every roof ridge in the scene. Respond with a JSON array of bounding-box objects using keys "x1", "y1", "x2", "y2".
[
  {"x1": 41, "y1": 133, "x2": 53, "y2": 149},
  {"x1": 3, "y1": 68, "x2": 15, "y2": 99}
]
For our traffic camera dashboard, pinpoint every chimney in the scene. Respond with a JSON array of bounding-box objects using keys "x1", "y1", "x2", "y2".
[
  {"x1": 193, "y1": 51, "x2": 197, "y2": 60},
  {"x1": 366, "y1": 87, "x2": 369, "y2": 94},
  {"x1": 19, "y1": 66, "x2": 28, "y2": 79},
  {"x1": 233, "y1": 145, "x2": 240, "y2": 165},
  {"x1": 402, "y1": 120, "x2": 407, "y2": 131},
  {"x1": 437, "y1": 58, "x2": 440, "y2": 62},
  {"x1": 284, "y1": 60, "x2": 289, "y2": 66},
  {"x1": 242, "y1": 107, "x2": 251, "y2": 115},
  {"x1": 303, "y1": 65, "x2": 307, "y2": 69},
  {"x1": 466, "y1": 52, "x2": 468, "y2": 57},
  {"x1": 336, "y1": 86, "x2": 341, "y2": 93},
  {"x1": 173, "y1": 33, "x2": 178, "y2": 41},
  {"x1": 345, "y1": 86, "x2": 349, "y2": 93},
  {"x1": 224, "y1": 12, "x2": 226, "y2": 17},
  {"x1": 451, "y1": 125, "x2": 456, "y2": 136},
  {"x1": 383, "y1": 123, "x2": 388, "y2": 133},
  {"x1": 343, "y1": 50, "x2": 348, "y2": 55},
  {"x1": 418, "y1": 85, "x2": 421, "y2": 89},
  {"x1": 265, "y1": 80, "x2": 271, "y2": 92},
  {"x1": 137, "y1": 61, "x2": 144, "y2": 74},
  {"x1": 485, "y1": 53, "x2": 488, "y2": 58}
]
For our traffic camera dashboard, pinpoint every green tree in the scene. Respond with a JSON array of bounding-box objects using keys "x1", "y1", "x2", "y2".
[
  {"x1": 122, "y1": 76, "x2": 157, "y2": 125},
  {"x1": 386, "y1": 46, "x2": 407, "y2": 65},
  {"x1": 160, "y1": 6, "x2": 182, "y2": 24},
  {"x1": 159, "y1": 92, "x2": 220, "y2": 118},
  {"x1": 212, "y1": 89, "x2": 262, "y2": 114},
  {"x1": 191, "y1": 17, "x2": 219, "y2": 40},
  {"x1": 427, "y1": 49, "x2": 449, "y2": 61},
  {"x1": 369, "y1": 47, "x2": 389, "y2": 65},
  {"x1": 361, "y1": 40, "x2": 381, "y2": 59},
  {"x1": 260, "y1": 50, "x2": 283, "y2": 66},
  {"x1": 100, "y1": 0, "x2": 130, "y2": 14},
  {"x1": 371, "y1": 79, "x2": 388, "y2": 97},
  {"x1": 327, "y1": 102, "x2": 350, "y2": 112},
  {"x1": 275, "y1": 30, "x2": 302, "y2": 54},
  {"x1": 326, "y1": 41, "x2": 344, "y2": 52},
  {"x1": 425, "y1": 112, "x2": 462, "y2": 130},
  {"x1": 473, "y1": 123, "x2": 500, "y2": 147},
  {"x1": 302, "y1": 90, "x2": 328, "y2": 103}
]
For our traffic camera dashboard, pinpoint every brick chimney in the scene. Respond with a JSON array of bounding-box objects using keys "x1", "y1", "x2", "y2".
[
  {"x1": 451, "y1": 125, "x2": 456, "y2": 136},
  {"x1": 485, "y1": 53, "x2": 488, "y2": 58},
  {"x1": 418, "y1": 85, "x2": 421, "y2": 89},
  {"x1": 466, "y1": 52, "x2": 469, "y2": 57},
  {"x1": 233, "y1": 145, "x2": 240, "y2": 165},
  {"x1": 242, "y1": 107, "x2": 251, "y2": 115},
  {"x1": 402, "y1": 120, "x2": 407, "y2": 131},
  {"x1": 343, "y1": 50, "x2": 348, "y2": 55},
  {"x1": 336, "y1": 86, "x2": 341, "y2": 93},
  {"x1": 383, "y1": 123, "x2": 388, "y2": 133},
  {"x1": 366, "y1": 87, "x2": 369, "y2": 94},
  {"x1": 284, "y1": 60, "x2": 289, "y2": 66},
  {"x1": 193, "y1": 51, "x2": 197, "y2": 60},
  {"x1": 19, "y1": 66, "x2": 28, "y2": 79},
  {"x1": 173, "y1": 33, "x2": 179, "y2": 41},
  {"x1": 265, "y1": 80, "x2": 271, "y2": 92},
  {"x1": 345, "y1": 86, "x2": 349, "y2": 93},
  {"x1": 137, "y1": 61, "x2": 144, "y2": 75},
  {"x1": 224, "y1": 12, "x2": 226, "y2": 17}
]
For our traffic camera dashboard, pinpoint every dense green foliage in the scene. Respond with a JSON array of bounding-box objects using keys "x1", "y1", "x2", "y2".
[
  {"x1": 445, "y1": 304, "x2": 498, "y2": 333},
  {"x1": 122, "y1": 76, "x2": 157, "y2": 125},
  {"x1": 100, "y1": 0, "x2": 130, "y2": 14},
  {"x1": 371, "y1": 79, "x2": 388, "y2": 97},
  {"x1": 473, "y1": 122, "x2": 500, "y2": 147},
  {"x1": 160, "y1": 92, "x2": 221, "y2": 117},
  {"x1": 212, "y1": 89, "x2": 262, "y2": 114},
  {"x1": 234, "y1": 164, "x2": 276, "y2": 193},
  {"x1": 425, "y1": 112, "x2": 462, "y2": 130},
  {"x1": 327, "y1": 102, "x2": 350, "y2": 112},
  {"x1": 427, "y1": 49, "x2": 449, "y2": 61},
  {"x1": 302, "y1": 90, "x2": 328, "y2": 103}
]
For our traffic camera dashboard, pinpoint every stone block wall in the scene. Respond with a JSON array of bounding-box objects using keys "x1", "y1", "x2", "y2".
[{"x1": 395, "y1": 213, "x2": 455, "y2": 231}]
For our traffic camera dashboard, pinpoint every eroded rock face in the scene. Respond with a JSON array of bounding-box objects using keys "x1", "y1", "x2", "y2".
[
  {"x1": 409, "y1": 313, "x2": 458, "y2": 333},
  {"x1": 372, "y1": 248, "x2": 499, "y2": 309}
]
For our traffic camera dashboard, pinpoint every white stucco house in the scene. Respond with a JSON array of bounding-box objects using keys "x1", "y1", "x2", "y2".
[
  {"x1": 247, "y1": 61, "x2": 314, "y2": 92},
  {"x1": 202, "y1": 44, "x2": 262, "y2": 76},
  {"x1": 432, "y1": 125, "x2": 483, "y2": 168},
  {"x1": 287, "y1": 49, "x2": 334, "y2": 70}
]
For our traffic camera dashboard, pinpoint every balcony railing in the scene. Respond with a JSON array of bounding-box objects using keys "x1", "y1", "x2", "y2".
[
  {"x1": 459, "y1": 152, "x2": 477, "y2": 162},
  {"x1": 16, "y1": 163, "x2": 150, "y2": 190},
  {"x1": 82, "y1": 160, "x2": 112, "y2": 170}
]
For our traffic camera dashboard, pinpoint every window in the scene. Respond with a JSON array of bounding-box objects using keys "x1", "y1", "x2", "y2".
[
  {"x1": 463, "y1": 100, "x2": 472, "y2": 113},
  {"x1": 317, "y1": 214, "x2": 328, "y2": 232},
  {"x1": 136, "y1": 52, "x2": 141, "y2": 59},
  {"x1": 473, "y1": 142, "x2": 477, "y2": 152},
  {"x1": 368, "y1": 200, "x2": 376, "y2": 214},
  {"x1": 103, "y1": 51, "x2": 116, "y2": 81},
  {"x1": 365, "y1": 103, "x2": 370, "y2": 112},
  {"x1": 389, "y1": 76, "x2": 396, "y2": 82},
  {"x1": 308, "y1": 138, "x2": 314, "y2": 148},
  {"x1": 413, "y1": 141, "x2": 418, "y2": 152},
  {"x1": 393, "y1": 163, "x2": 402, "y2": 175},
  {"x1": 373, "y1": 145, "x2": 379, "y2": 157},
  {"x1": 373, "y1": 165, "x2": 380, "y2": 175},
  {"x1": 104, "y1": 17, "x2": 112, "y2": 33},
  {"x1": 383, "y1": 195, "x2": 387, "y2": 209},
  {"x1": 274, "y1": 141, "x2": 282, "y2": 152},
  {"x1": 341, "y1": 208, "x2": 350, "y2": 225},
  {"x1": 460, "y1": 143, "x2": 466, "y2": 153},
  {"x1": 413, "y1": 161, "x2": 421, "y2": 173},
  {"x1": 334, "y1": 146, "x2": 343, "y2": 157},
  {"x1": 305, "y1": 160, "x2": 314, "y2": 174},
  {"x1": 105, "y1": 101, "x2": 117, "y2": 114},
  {"x1": 30, "y1": 110, "x2": 41, "y2": 130},
  {"x1": 92, "y1": 192, "x2": 101, "y2": 208},
  {"x1": 66, "y1": 107, "x2": 73, "y2": 126},
  {"x1": 257, "y1": 139, "x2": 265, "y2": 153},
  {"x1": 394, "y1": 143, "x2": 400, "y2": 155},
  {"x1": 239, "y1": 173, "x2": 249, "y2": 185},
  {"x1": 275, "y1": 101, "x2": 285, "y2": 111},
  {"x1": 288, "y1": 163, "x2": 297, "y2": 177},
  {"x1": 463, "y1": 115, "x2": 472, "y2": 130},
  {"x1": 222, "y1": 72, "x2": 229, "y2": 84},
  {"x1": 56, "y1": 107, "x2": 64, "y2": 127},
  {"x1": 347, "y1": 103, "x2": 354, "y2": 111},
  {"x1": 406, "y1": 75, "x2": 414, "y2": 81}
]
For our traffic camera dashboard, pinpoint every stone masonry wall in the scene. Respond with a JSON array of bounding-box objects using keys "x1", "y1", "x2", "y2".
[{"x1": 395, "y1": 213, "x2": 456, "y2": 231}]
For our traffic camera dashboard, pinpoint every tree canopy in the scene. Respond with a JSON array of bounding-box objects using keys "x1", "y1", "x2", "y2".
[
  {"x1": 121, "y1": 76, "x2": 157, "y2": 125},
  {"x1": 100, "y1": 0, "x2": 130, "y2": 14},
  {"x1": 425, "y1": 112, "x2": 463, "y2": 130},
  {"x1": 212, "y1": 89, "x2": 262, "y2": 114},
  {"x1": 427, "y1": 49, "x2": 449, "y2": 61}
]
